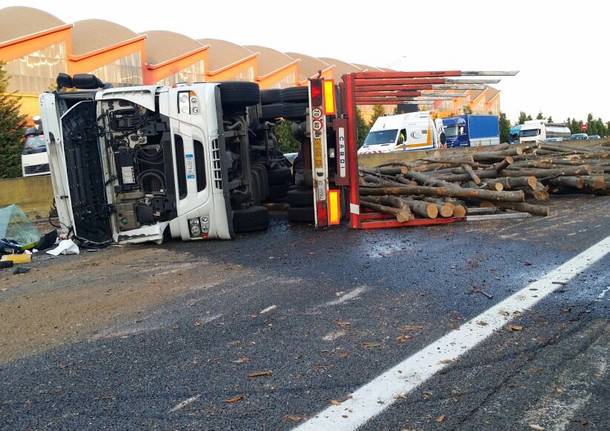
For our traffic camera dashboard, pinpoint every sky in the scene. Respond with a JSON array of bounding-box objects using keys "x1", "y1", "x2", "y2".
[{"x1": 3, "y1": 0, "x2": 609, "y2": 123}]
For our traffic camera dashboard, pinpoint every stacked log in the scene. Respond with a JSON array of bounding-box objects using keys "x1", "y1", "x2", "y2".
[{"x1": 359, "y1": 141, "x2": 609, "y2": 222}]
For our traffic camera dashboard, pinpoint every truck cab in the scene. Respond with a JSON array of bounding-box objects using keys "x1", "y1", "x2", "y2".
[
  {"x1": 358, "y1": 111, "x2": 440, "y2": 155},
  {"x1": 442, "y1": 115, "x2": 500, "y2": 148},
  {"x1": 40, "y1": 74, "x2": 291, "y2": 244}
]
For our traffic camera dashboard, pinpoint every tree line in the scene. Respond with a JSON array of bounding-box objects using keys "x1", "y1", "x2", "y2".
[{"x1": 516, "y1": 111, "x2": 609, "y2": 136}]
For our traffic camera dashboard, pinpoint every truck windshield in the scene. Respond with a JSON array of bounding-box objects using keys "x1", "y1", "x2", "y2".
[
  {"x1": 520, "y1": 129, "x2": 540, "y2": 138},
  {"x1": 364, "y1": 129, "x2": 398, "y2": 146},
  {"x1": 444, "y1": 125, "x2": 458, "y2": 137},
  {"x1": 22, "y1": 135, "x2": 47, "y2": 155}
]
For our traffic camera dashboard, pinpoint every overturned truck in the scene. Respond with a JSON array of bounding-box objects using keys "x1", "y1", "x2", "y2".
[{"x1": 40, "y1": 74, "x2": 307, "y2": 244}]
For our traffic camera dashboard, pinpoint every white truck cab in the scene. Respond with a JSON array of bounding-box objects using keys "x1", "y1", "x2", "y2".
[
  {"x1": 40, "y1": 74, "x2": 290, "y2": 244},
  {"x1": 519, "y1": 120, "x2": 571, "y2": 144},
  {"x1": 358, "y1": 111, "x2": 442, "y2": 155}
]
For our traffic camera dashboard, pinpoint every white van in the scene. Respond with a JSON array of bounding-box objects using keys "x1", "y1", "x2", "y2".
[
  {"x1": 358, "y1": 111, "x2": 442, "y2": 155},
  {"x1": 519, "y1": 120, "x2": 571, "y2": 144}
]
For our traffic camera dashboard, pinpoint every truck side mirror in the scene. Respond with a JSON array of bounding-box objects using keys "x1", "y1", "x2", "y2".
[{"x1": 440, "y1": 132, "x2": 447, "y2": 145}]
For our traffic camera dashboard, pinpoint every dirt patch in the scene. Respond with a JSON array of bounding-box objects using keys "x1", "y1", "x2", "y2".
[{"x1": 0, "y1": 245, "x2": 249, "y2": 363}]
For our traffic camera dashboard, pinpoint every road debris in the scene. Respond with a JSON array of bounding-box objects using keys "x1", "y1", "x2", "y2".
[
  {"x1": 260, "y1": 304, "x2": 278, "y2": 314},
  {"x1": 247, "y1": 370, "x2": 273, "y2": 379},
  {"x1": 469, "y1": 287, "x2": 494, "y2": 299},
  {"x1": 168, "y1": 394, "x2": 200, "y2": 413},
  {"x1": 283, "y1": 415, "x2": 304, "y2": 422},
  {"x1": 436, "y1": 415, "x2": 446, "y2": 423},
  {"x1": 224, "y1": 394, "x2": 244, "y2": 404},
  {"x1": 509, "y1": 324, "x2": 524, "y2": 332},
  {"x1": 528, "y1": 424, "x2": 545, "y2": 431},
  {"x1": 231, "y1": 357, "x2": 249, "y2": 364}
]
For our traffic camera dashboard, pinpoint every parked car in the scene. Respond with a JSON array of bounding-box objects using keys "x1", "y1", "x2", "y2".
[
  {"x1": 570, "y1": 133, "x2": 589, "y2": 141},
  {"x1": 588, "y1": 135, "x2": 601, "y2": 140}
]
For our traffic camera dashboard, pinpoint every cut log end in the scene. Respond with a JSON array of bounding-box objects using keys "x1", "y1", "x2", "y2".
[
  {"x1": 427, "y1": 204, "x2": 439, "y2": 219},
  {"x1": 453, "y1": 205, "x2": 467, "y2": 218}
]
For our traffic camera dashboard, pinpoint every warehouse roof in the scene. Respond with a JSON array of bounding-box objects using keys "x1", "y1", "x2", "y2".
[
  {"x1": 319, "y1": 57, "x2": 362, "y2": 77},
  {"x1": 286, "y1": 52, "x2": 332, "y2": 81},
  {"x1": 244, "y1": 45, "x2": 298, "y2": 77},
  {"x1": 354, "y1": 64, "x2": 383, "y2": 72},
  {"x1": 198, "y1": 38, "x2": 256, "y2": 73},
  {"x1": 72, "y1": 19, "x2": 141, "y2": 56},
  {"x1": 142, "y1": 30, "x2": 207, "y2": 66},
  {"x1": 0, "y1": 6, "x2": 66, "y2": 45}
]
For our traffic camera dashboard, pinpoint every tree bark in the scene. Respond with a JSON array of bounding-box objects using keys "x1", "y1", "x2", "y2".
[
  {"x1": 400, "y1": 198, "x2": 439, "y2": 219},
  {"x1": 360, "y1": 199, "x2": 413, "y2": 222},
  {"x1": 360, "y1": 185, "x2": 525, "y2": 202}
]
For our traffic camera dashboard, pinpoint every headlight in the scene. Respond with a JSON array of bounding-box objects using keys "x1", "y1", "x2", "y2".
[{"x1": 188, "y1": 218, "x2": 201, "y2": 237}]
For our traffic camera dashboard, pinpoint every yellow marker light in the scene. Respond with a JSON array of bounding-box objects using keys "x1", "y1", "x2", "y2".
[
  {"x1": 328, "y1": 189, "x2": 341, "y2": 225},
  {"x1": 323, "y1": 80, "x2": 336, "y2": 116}
]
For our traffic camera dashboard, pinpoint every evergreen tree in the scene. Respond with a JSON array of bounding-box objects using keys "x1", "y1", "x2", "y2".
[
  {"x1": 499, "y1": 112, "x2": 511, "y2": 143},
  {"x1": 536, "y1": 111, "x2": 544, "y2": 120},
  {"x1": 547, "y1": 116, "x2": 553, "y2": 123},
  {"x1": 356, "y1": 107, "x2": 369, "y2": 148},
  {"x1": 518, "y1": 112, "x2": 528, "y2": 125},
  {"x1": 368, "y1": 105, "x2": 385, "y2": 128},
  {"x1": 0, "y1": 62, "x2": 26, "y2": 178},
  {"x1": 274, "y1": 120, "x2": 300, "y2": 153}
]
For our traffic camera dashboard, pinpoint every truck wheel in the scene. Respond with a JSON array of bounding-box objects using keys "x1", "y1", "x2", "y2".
[
  {"x1": 261, "y1": 89, "x2": 282, "y2": 105},
  {"x1": 251, "y1": 168, "x2": 263, "y2": 204},
  {"x1": 218, "y1": 82, "x2": 260, "y2": 112},
  {"x1": 281, "y1": 86, "x2": 308, "y2": 103},
  {"x1": 288, "y1": 206, "x2": 314, "y2": 223},
  {"x1": 282, "y1": 102, "x2": 308, "y2": 120},
  {"x1": 268, "y1": 166, "x2": 292, "y2": 185},
  {"x1": 261, "y1": 103, "x2": 284, "y2": 120},
  {"x1": 253, "y1": 164, "x2": 269, "y2": 201},
  {"x1": 287, "y1": 189, "x2": 313, "y2": 207},
  {"x1": 233, "y1": 206, "x2": 269, "y2": 233},
  {"x1": 269, "y1": 184, "x2": 289, "y2": 199}
]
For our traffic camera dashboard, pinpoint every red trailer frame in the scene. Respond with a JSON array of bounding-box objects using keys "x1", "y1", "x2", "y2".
[{"x1": 340, "y1": 70, "x2": 516, "y2": 230}]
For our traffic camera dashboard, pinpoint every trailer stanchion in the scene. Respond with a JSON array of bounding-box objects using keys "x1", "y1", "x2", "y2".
[{"x1": 344, "y1": 73, "x2": 361, "y2": 229}]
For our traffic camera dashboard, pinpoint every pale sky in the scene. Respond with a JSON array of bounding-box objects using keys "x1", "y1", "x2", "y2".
[{"x1": 3, "y1": 0, "x2": 609, "y2": 123}]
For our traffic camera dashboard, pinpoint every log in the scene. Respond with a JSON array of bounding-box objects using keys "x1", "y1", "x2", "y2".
[
  {"x1": 494, "y1": 156, "x2": 514, "y2": 173},
  {"x1": 453, "y1": 204, "x2": 467, "y2": 217},
  {"x1": 583, "y1": 175, "x2": 607, "y2": 191},
  {"x1": 423, "y1": 198, "x2": 455, "y2": 217},
  {"x1": 360, "y1": 185, "x2": 525, "y2": 202},
  {"x1": 405, "y1": 171, "x2": 456, "y2": 188},
  {"x1": 360, "y1": 199, "x2": 413, "y2": 222},
  {"x1": 546, "y1": 176, "x2": 585, "y2": 189},
  {"x1": 422, "y1": 155, "x2": 475, "y2": 165},
  {"x1": 523, "y1": 183, "x2": 550, "y2": 201},
  {"x1": 400, "y1": 198, "x2": 439, "y2": 219},
  {"x1": 361, "y1": 166, "x2": 409, "y2": 176},
  {"x1": 363, "y1": 195, "x2": 413, "y2": 215},
  {"x1": 461, "y1": 163, "x2": 481, "y2": 184},
  {"x1": 494, "y1": 201, "x2": 550, "y2": 216},
  {"x1": 494, "y1": 176, "x2": 538, "y2": 190},
  {"x1": 434, "y1": 165, "x2": 591, "y2": 182}
]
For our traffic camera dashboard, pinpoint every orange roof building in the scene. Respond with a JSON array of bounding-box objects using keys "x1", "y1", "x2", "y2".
[
  {"x1": 200, "y1": 38, "x2": 258, "y2": 82},
  {"x1": 0, "y1": 6, "x2": 72, "y2": 115},
  {"x1": 70, "y1": 19, "x2": 146, "y2": 86},
  {"x1": 285, "y1": 52, "x2": 334, "y2": 85},
  {"x1": 244, "y1": 45, "x2": 299, "y2": 89},
  {"x1": 142, "y1": 31, "x2": 208, "y2": 85}
]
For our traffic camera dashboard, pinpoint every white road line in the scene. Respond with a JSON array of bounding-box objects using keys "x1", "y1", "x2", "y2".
[
  {"x1": 294, "y1": 235, "x2": 610, "y2": 431},
  {"x1": 168, "y1": 394, "x2": 200, "y2": 413}
]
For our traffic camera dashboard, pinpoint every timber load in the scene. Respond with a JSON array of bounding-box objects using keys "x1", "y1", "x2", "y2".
[{"x1": 359, "y1": 141, "x2": 609, "y2": 222}]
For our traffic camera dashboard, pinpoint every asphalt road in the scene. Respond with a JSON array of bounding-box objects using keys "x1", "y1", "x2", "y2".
[{"x1": 1, "y1": 195, "x2": 609, "y2": 431}]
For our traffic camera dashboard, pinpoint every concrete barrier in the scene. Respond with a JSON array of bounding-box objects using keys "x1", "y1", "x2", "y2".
[{"x1": 0, "y1": 175, "x2": 53, "y2": 219}]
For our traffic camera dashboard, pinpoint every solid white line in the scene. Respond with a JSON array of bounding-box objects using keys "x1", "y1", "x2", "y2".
[{"x1": 294, "y1": 235, "x2": 610, "y2": 431}]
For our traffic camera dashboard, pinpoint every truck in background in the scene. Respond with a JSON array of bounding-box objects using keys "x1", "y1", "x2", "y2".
[
  {"x1": 357, "y1": 111, "x2": 442, "y2": 155},
  {"x1": 519, "y1": 120, "x2": 571, "y2": 144},
  {"x1": 21, "y1": 116, "x2": 51, "y2": 177},
  {"x1": 442, "y1": 115, "x2": 499, "y2": 148}
]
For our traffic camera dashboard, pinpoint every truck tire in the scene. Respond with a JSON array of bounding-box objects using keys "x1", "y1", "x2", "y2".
[
  {"x1": 253, "y1": 164, "x2": 269, "y2": 200},
  {"x1": 261, "y1": 89, "x2": 282, "y2": 105},
  {"x1": 261, "y1": 103, "x2": 284, "y2": 120},
  {"x1": 287, "y1": 189, "x2": 313, "y2": 207},
  {"x1": 288, "y1": 206, "x2": 314, "y2": 223},
  {"x1": 269, "y1": 184, "x2": 289, "y2": 199},
  {"x1": 233, "y1": 206, "x2": 269, "y2": 233},
  {"x1": 282, "y1": 102, "x2": 308, "y2": 120},
  {"x1": 268, "y1": 166, "x2": 292, "y2": 185},
  {"x1": 281, "y1": 86, "x2": 308, "y2": 103},
  {"x1": 218, "y1": 82, "x2": 260, "y2": 111}
]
